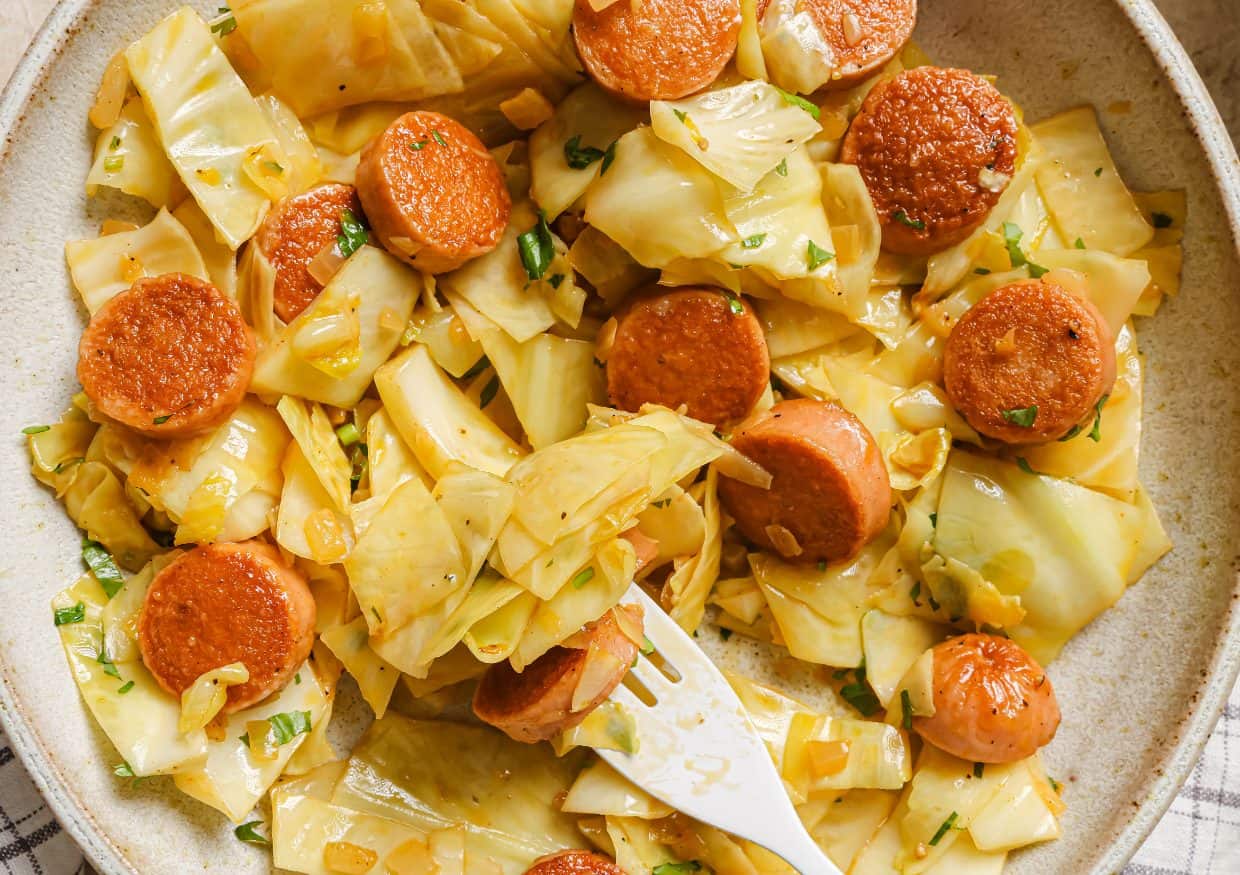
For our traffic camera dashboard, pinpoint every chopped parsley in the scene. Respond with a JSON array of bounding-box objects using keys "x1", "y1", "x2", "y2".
[
  {"x1": 267, "y1": 710, "x2": 312, "y2": 745},
  {"x1": 641, "y1": 636, "x2": 656, "y2": 655},
  {"x1": 1015, "y1": 456, "x2": 1041, "y2": 476},
  {"x1": 103, "y1": 156, "x2": 124, "y2": 173},
  {"x1": 407, "y1": 140, "x2": 427, "y2": 152},
  {"x1": 1074, "y1": 237, "x2": 1087, "y2": 250},
  {"x1": 21, "y1": 425, "x2": 50, "y2": 435},
  {"x1": 349, "y1": 443, "x2": 368, "y2": 493},
  {"x1": 234, "y1": 821, "x2": 271, "y2": 845},
  {"x1": 973, "y1": 762, "x2": 985, "y2": 779},
  {"x1": 651, "y1": 498, "x2": 672, "y2": 509},
  {"x1": 807, "y1": 241, "x2": 835, "y2": 271},
  {"x1": 1049, "y1": 776, "x2": 1062, "y2": 793},
  {"x1": 570, "y1": 568, "x2": 595, "y2": 589},
  {"x1": 563, "y1": 134, "x2": 606, "y2": 170},
  {"x1": 929, "y1": 811, "x2": 959, "y2": 846},
  {"x1": 772, "y1": 86, "x2": 820, "y2": 119},
  {"x1": 1152, "y1": 212, "x2": 1174, "y2": 229},
  {"x1": 479, "y1": 375, "x2": 500, "y2": 409},
  {"x1": 117, "y1": 680, "x2": 135, "y2": 694},
  {"x1": 817, "y1": 560, "x2": 827, "y2": 572},
  {"x1": 900, "y1": 689, "x2": 913, "y2": 730},
  {"x1": 335, "y1": 423, "x2": 360, "y2": 447},
  {"x1": 152, "y1": 415, "x2": 171, "y2": 425},
  {"x1": 839, "y1": 665, "x2": 881, "y2": 717},
  {"x1": 1002, "y1": 222, "x2": 1028, "y2": 269},
  {"x1": 910, "y1": 582, "x2": 922, "y2": 605},
  {"x1": 263, "y1": 160, "x2": 284, "y2": 175},
  {"x1": 431, "y1": 129, "x2": 448, "y2": 147},
  {"x1": 1000, "y1": 405, "x2": 1038, "y2": 428},
  {"x1": 82, "y1": 539, "x2": 124, "y2": 599},
  {"x1": 1027, "y1": 261, "x2": 1050, "y2": 279},
  {"x1": 929, "y1": 512, "x2": 938, "y2": 528},
  {"x1": 108, "y1": 135, "x2": 121, "y2": 151},
  {"x1": 112, "y1": 762, "x2": 136, "y2": 779},
  {"x1": 97, "y1": 651, "x2": 121, "y2": 679},
  {"x1": 652, "y1": 863, "x2": 702, "y2": 875},
  {"x1": 672, "y1": 108, "x2": 689, "y2": 123},
  {"x1": 337, "y1": 208, "x2": 369, "y2": 258},
  {"x1": 719, "y1": 628, "x2": 733, "y2": 641},
  {"x1": 548, "y1": 273, "x2": 566, "y2": 288},
  {"x1": 1094, "y1": 167, "x2": 1103, "y2": 177},
  {"x1": 600, "y1": 140, "x2": 618, "y2": 175},
  {"x1": 1089, "y1": 394, "x2": 1109, "y2": 442},
  {"x1": 210, "y1": 7, "x2": 238, "y2": 36},
  {"x1": 974, "y1": 267, "x2": 992, "y2": 275},
  {"x1": 774, "y1": 158, "x2": 788, "y2": 177},
  {"x1": 1059, "y1": 424, "x2": 1083, "y2": 442},
  {"x1": 517, "y1": 211, "x2": 555, "y2": 281},
  {"x1": 461, "y1": 356, "x2": 491, "y2": 380},
  {"x1": 741, "y1": 233, "x2": 767, "y2": 249},
  {"x1": 53, "y1": 602, "x2": 85, "y2": 626},
  {"x1": 724, "y1": 294, "x2": 744, "y2": 316},
  {"x1": 53, "y1": 457, "x2": 84, "y2": 474},
  {"x1": 893, "y1": 210, "x2": 925, "y2": 231}
]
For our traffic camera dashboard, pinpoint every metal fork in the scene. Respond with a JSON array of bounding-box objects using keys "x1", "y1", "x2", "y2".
[{"x1": 600, "y1": 584, "x2": 843, "y2": 875}]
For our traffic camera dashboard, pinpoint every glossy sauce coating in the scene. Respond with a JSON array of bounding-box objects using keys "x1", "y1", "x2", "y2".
[
  {"x1": 138, "y1": 542, "x2": 316, "y2": 713},
  {"x1": 77, "y1": 273, "x2": 255, "y2": 438},
  {"x1": 473, "y1": 605, "x2": 643, "y2": 744},
  {"x1": 356, "y1": 111, "x2": 510, "y2": 273},
  {"x1": 841, "y1": 66, "x2": 1018, "y2": 255},
  {"x1": 606, "y1": 286, "x2": 770, "y2": 427},
  {"x1": 943, "y1": 279, "x2": 1117, "y2": 444},
  {"x1": 761, "y1": 0, "x2": 918, "y2": 89},
  {"x1": 524, "y1": 851, "x2": 625, "y2": 875},
  {"x1": 572, "y1": 0, "x2": 742, "y2": 102},
  {"x1": 914, "y1": 633, "x2": 1061, "y2": 763},
  {"x1": 718, "y1": 399, "x2": 891, "y2": 564},
  {"x1": 255, "y1": 183, "x2": 362, "y2": 322}
]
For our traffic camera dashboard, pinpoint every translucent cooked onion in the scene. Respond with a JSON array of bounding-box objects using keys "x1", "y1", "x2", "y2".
[
  {"x1": 587, "y1": 0, "x2": 624, "y2": 9},
  {"x1": 323, "y1": 841, "x2": 378, "y2": 875},
  {"x1": 764, "y1": 524, "x2": 803, "y2": 558},
  {"x1": 178, "y1": 662, "x2": 249, "y2": 735},
  {"x1": 715, "y1": 445, "x2": 773, "y2": 489},
  {"x1": 594, "y1": 316, "x2": 619, "y2": 364},
  {"x1": 571, "y1": 643, "x2": 625, "y2": 713},
  {"x1": 307, "y1": 239, "x2": 348, "y2": 286},
  {"x1": 610, "y1": 603, "x2": 645, "y2": 648},
  {"x1": 807, "y1": 738, "x2": 851, "y2": 777},
  {"x1": 88, "y1": 52, "x2": 130, "y2": 130}
]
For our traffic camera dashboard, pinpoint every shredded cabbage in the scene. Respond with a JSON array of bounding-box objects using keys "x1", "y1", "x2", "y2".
[{"x1": 86, "y1": 96, "x2": 179, "y2": 207}]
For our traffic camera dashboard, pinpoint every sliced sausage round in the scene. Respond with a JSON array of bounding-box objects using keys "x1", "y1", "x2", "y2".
[
  {"x1": 473, "y1": 605, "x2": 643, "y2": 744},
  {"x1": 254, "y1": 183, "x2": 363, "y2": 323},
  {"x1": 718, "y1": 399, "x2": 891, "y2": 564},
  {"x1": 77, "y1": 273, "x2": 256, "y2": 439},
  {"x1": 840, "y1": 66, "x2": 1018, "y2": 255},
  {"x1": 764, "y1": 0, "x2": 918, "y2": 90},
  {"x1": 605, "y1": 286, "x2": 770, "y2": 427},
  {"x1": 356, "y1": 111, "x2": 511, "y2": 273},
  {"x1": 525, "y1": 851, "x2": 625, "y2": 875},
  {"x1": 943, "y1": 279, "x2": 1117, "y2": 444},
  {"x1": 913, "y1": 633, "x2": 1061, "y2": 764},
  {"x1": 572, "y1": 0, "x2": 742, "y2": 102},
  {"x1": 138, "y1": 542, "x2": 316, "y2": 714}
]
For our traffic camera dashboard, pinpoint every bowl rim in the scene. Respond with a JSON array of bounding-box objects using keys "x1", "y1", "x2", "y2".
[{"x1": 1, "y1": 2, "x2": 1238, "y2": 874}]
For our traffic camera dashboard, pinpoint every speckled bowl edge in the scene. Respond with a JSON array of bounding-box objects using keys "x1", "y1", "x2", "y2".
[{"x1": 0, "y1": 2, "x2": 1237, "y2": 875}]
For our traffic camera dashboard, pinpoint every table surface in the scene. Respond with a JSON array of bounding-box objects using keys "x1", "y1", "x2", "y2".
[{"x1": 1, "y1": 1, "x2": 1238, "y2": 874}]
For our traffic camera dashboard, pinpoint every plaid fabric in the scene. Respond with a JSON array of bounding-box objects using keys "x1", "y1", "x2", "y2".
[{"x1": 2, "y1": 693, "x2": 1238, "y2": 874}]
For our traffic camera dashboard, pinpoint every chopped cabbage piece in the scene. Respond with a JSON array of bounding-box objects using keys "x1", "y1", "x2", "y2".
[
  {"x1": 321, "y1": 617, "x2": 400, "y2": 718},
  {"x1": 86, "y1": 96, "x2": 178, "y2": 207},
  {"x1": 65, "y1": 208, "x2": 209, "y2": 314},
  {"x1": 1032, "y1": 106, "x2": 1154, "y2": 257},
  {"x1": 126, "y1": 7, "x2": 289, "y2": 248},
  {"x1": 464, "y1": 590, "x2": 538, "y2": 664},
  {"x1": 375, "y1": 344, "x2": 525, "y2": 479},
  {"x1": 585, "y1": 127, "x2": 738, "y2": 268},
  {"x1": 664, "y1": 468, "x2": 722, "y2": 633},
  {"x1": 650, "y1": 81, "x2": 821, "y2": 191},
  {"x1": 404, "y1": 305, "x2": 486, "y2": 378},
  {"x1": 822, "y1": 162, "x2": 883, "y2": 308},
  {"x1": 759, "y1": 0, "x2": 835, "y2": 94},
  {"x1": 968, "y1": 755, "x2": 1063, "y2": 852},
  {"x1": 1030, "y1": 250, "x2": 1150, "y2": 336},
  {"x1": 276, "y1": 397, "x2": 353, "y2": 513},
  {"x1": 58, "y1": 459, "x2": 161, "y2": 571},
  {"x1": 254, "y1": 94, "x2": 324, "y2": 196},
  {"x1": 178, "y1": 662, "x2": 249, "y2": 735},
  {"x1": 635, "y1": 484, "x2": 706, "y2": 571},
  {"x1": 561, "y1": 761, "x2": 674, "y2": 819},
  {"x1": 275, "y1": 444, "x2": 355, "y2": 564},
  {"x1": 736, "y1": 0, "x2": 769, "y2": 81},
  {"x1": 783, "y1": 711, "x2": 911, "y2": 795},
  {"x1": 567, "y1": 226, "x2": 657, "y2": 309},
  {"x1": 755, "y1": 295, "x2": 857, "y2": 359},
  {"x1": 172, "y1": 199, "x2": 237, "y2": 298},
  {"x1": 253, "y1": 246, "x2": 420, "y2": 407},
  {"x1": 861, "y1": 611, "x2": 945, "y2": 708},
  {"x1": 806, "y1": 789, "x2": 900, "y2": 872}
]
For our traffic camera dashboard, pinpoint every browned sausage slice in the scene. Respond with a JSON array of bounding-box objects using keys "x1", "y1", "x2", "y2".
[
  {"x1": 77, "y1": 273, "x2": 256, "y2": 438},
  {"x1": 841, "y1": 66, "x2": 1018, "y2": 255},
  {"x1": 913, "y1": 633, "x2": 1061, "y2": 764},
  {"x1": 254, "y1": 183, "x2": 363, "y2": 323},
  {"x1": 138, "y1": 542, "x2": 316, "y2": 714},
  {"x1": 525, "y1": 851, "x2": 625, "y2": 875},
  {"x1": 356, "y1": 111, "x2": 511, "y2": 273},
  {"x1": 605, "y1": 286, "x2": 770, "y2": 427},
  {"x1": 473, "y1": 605, "x2": 643, "y2": 744},
  {"x1": 718, "y1": 399, "x2": 891, "y2": 564},
  {"x1": 942, "y1": 279, "x2": 1117, "y2": 444},
  {"x1": 572, "y1": 0, "x2": 742, "y2": 102},
  {"x1": 762, "y1": 0, "x2": 918, "y2": 90}
]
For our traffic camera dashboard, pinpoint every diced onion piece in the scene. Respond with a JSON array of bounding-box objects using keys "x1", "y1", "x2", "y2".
[
  {"x1": 594, "y1": 317, "x2": 619, "y2": 363},
  {"x1": 89, "y1": 51, "x2": 130, "y2": 130},
  {"x1": 588, "y1": 0, "x2": 623, "y2": 9},
  {"x1": 241, "y1": 144, "x2": 290, "y2": 202},
  {"x1": 610, "y1": 603, "x2": 645, "y2": 649},
  {"x1": 120, "y1": 254, "x2": 144, "y2": 283},
  {"x1": 304, "y1": 507, "x2": 349, "y2": 563},
  {"x1": 571, "y1": 644, "x2": 626, "y2": 713},
  {"x1": 323, "y1": 840, "x2": 378, "y2": 875},
  {"x1": 764, "y1": 524, "x2": 803, "y2": 558},
  {"x1": 500, "y1": 88, "x2": 556, "y2": 131},
  {"x1": 385, "y1": 838, "x2": 434, "y2": 875},
  {"x1": 351, "y1": 2, "x2": 390, "y2": 65},
  {"x1": 715, "y1": 447, "x2": 773, "y2": 489},
  {"x1": 101, "y1": 220, "x2": 140, "y2": 237},
  {"x1": 978, "y1": 166, "x2": 1012, "y2": 193},
  {"x1": 245, "y1": 719, "x2": 279, "y2": 761},
  {"x1": 807, "y1": 738, "x2": 851, "y2": 777},
  {"x1": 307, "y1": 239, "x2": 347, "y2": 287},
  {"x1": 290, "y1": 293, "x2": 363, "y2": 378},
  {"x1": 178, "y1": 662, "x2": 249, "y2": 735},
  {"x1": 553, "y1": 701, "x2": 639, "y2": 755}
]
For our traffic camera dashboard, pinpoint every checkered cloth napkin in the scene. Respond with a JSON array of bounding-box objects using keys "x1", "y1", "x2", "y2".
[{"x1": 2, "y1": 688, "x2": 1238, "y2": 873}]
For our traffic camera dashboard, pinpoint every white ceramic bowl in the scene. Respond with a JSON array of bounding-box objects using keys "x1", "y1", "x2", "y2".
[{"x1": 2, "y1": 1, "x2": 1238, "y2": 873}]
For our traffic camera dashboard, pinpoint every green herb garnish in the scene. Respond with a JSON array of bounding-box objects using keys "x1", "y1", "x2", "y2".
[
  {"x1": 910, "y1": 582, "x2": 922, "y2": 605},
  {"x1": 210, "y1": 7, "x2": 238, "y2": 36},
  {"x1": 337, "y1": 208, "x2": 369, "y2": 258},
  {"x1": 53, "y1": 457, "x2": 84, "y2": 474},
  {"x1": 563, "y1": 135, "x2": 606, "y2": 170},
  {"x1": 22, "y1": 425, "x2": 50, "y2": 435},
  {"x1": 548, "y1": 273, "x2": 566, "y2": 288},
  {"x1": 431, "y1": 129, "x2": 448, "y2": 147},
  {"x1": 1059, "y1": 424, "x2": 1083, "y2": 442},
  {"x1": 929, "y1": 811, "x2": 959, "y2": 846},
  {"x1": 839, "y1": 665, "x2": 881, "y2": 717},
  {"x1": 479, "y1": 375, "x2": 500, "y2": 409},
  {"x1": 1074, "y1": 237, "x2": 1087, "y2": 250},
  {"x1": 641, "y1": 636, "x2": 656, "y2": 655},
  {"x1": 974, "y1": 267, "x2": 992, "y2": 275},
  {"x1": 97, "y1": 650, "x2": 121, "y2": 679},
  {"x1": 335, "y1": 422, "x2": 361, "y2": 447},
  {"x1": 571, "y1": 568, "x2": 595, "y2": 589},
  {"x1": 772, "y1": 86, "x2": 820, "y2": 119},
  {"x1": 973, "y1": 762, "x2": 985, "y2": 778},
  {"x1": 929, "y1": 512, "x2": 938, "y2": 528},
  {"x1": 1028, "y1": 261, "x2": 1050, "y2": 279},
  {"x1": 461, "y1": 356, "x2": 490, "y2": 380},
  {"x1": 719, "y1": 628, "x2": 733, "y2": 641},
  {"x1": 117, "y1": 680, "x2": 135, "y2": 694},
  {"x1": 600, "y1": 140, "x2": 618, "y2": 175},
  {"x1": 741, "y1": 233, "x2": 767, "y2": 249},
  {"x1": 817, "y1": 560, "x2": 827, "y2": 572},
  {"x1": 113, "y1": 762, "x2": 136, "y2": 779},
  {"x1": 900, "y1": 689, "x2": 913, "y2": 730},
  {"x1": 724, "y1": 294, "x2": 744, "y2": 316},
  {"x1": 53, "y1": 603, "x2": 85, "y2": 626},
  {"x1": 1002, "y1": 222, "x2": 1027, "y2": 269},
  {"x1": 672, "y1": 108, "x2": 689, "y2": 123},
  {"x1": 774, "y1": 158, "x2": 788, "y2": 177},
  {"x1": 408, "y1": 140, "x2": 427, "y2": 152},
  {"x1": 893, "y1": 210, "x2": 925, "y2": 230},
  {"x1": 234, "y1": 821, "x2": 271, "y2": 845},
  {"x1": 1152, "y1": 212, "x2": 1173, "y2": 229},
  {"x1": 652, "y1": 863, "x2": 702, "y2": 875},
  {"x1": 1089, "y1": 394, "x2": 1109, "y2": 442},
  {"x1": 1094, "y1": 167, "x2": 1103, "y2": 177},
  {"x1": 103, "y1": 155, "x2": 125, "y2": 173},
  {"x1": 267, "y1": 710, "x2": 312, "y2": 746},
  {"x1": 517, "y1": 211, "x2": 555, "y2": 281},
  {"x1": 82, "y1": 539, "x2": 124, "y2": 598},
  {"x1": 108, "y1": 135, "x2": 121, "y2": 151},
  {"x1": 1015, "y1": 456, "x2": 1041, "y2": 476},
  {"x1": 1000, "y1": 405, "x2": 1038, "y2": 428},
  {"x1": 807, "y1": 241, "x2": 835, "y2": 271}
]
